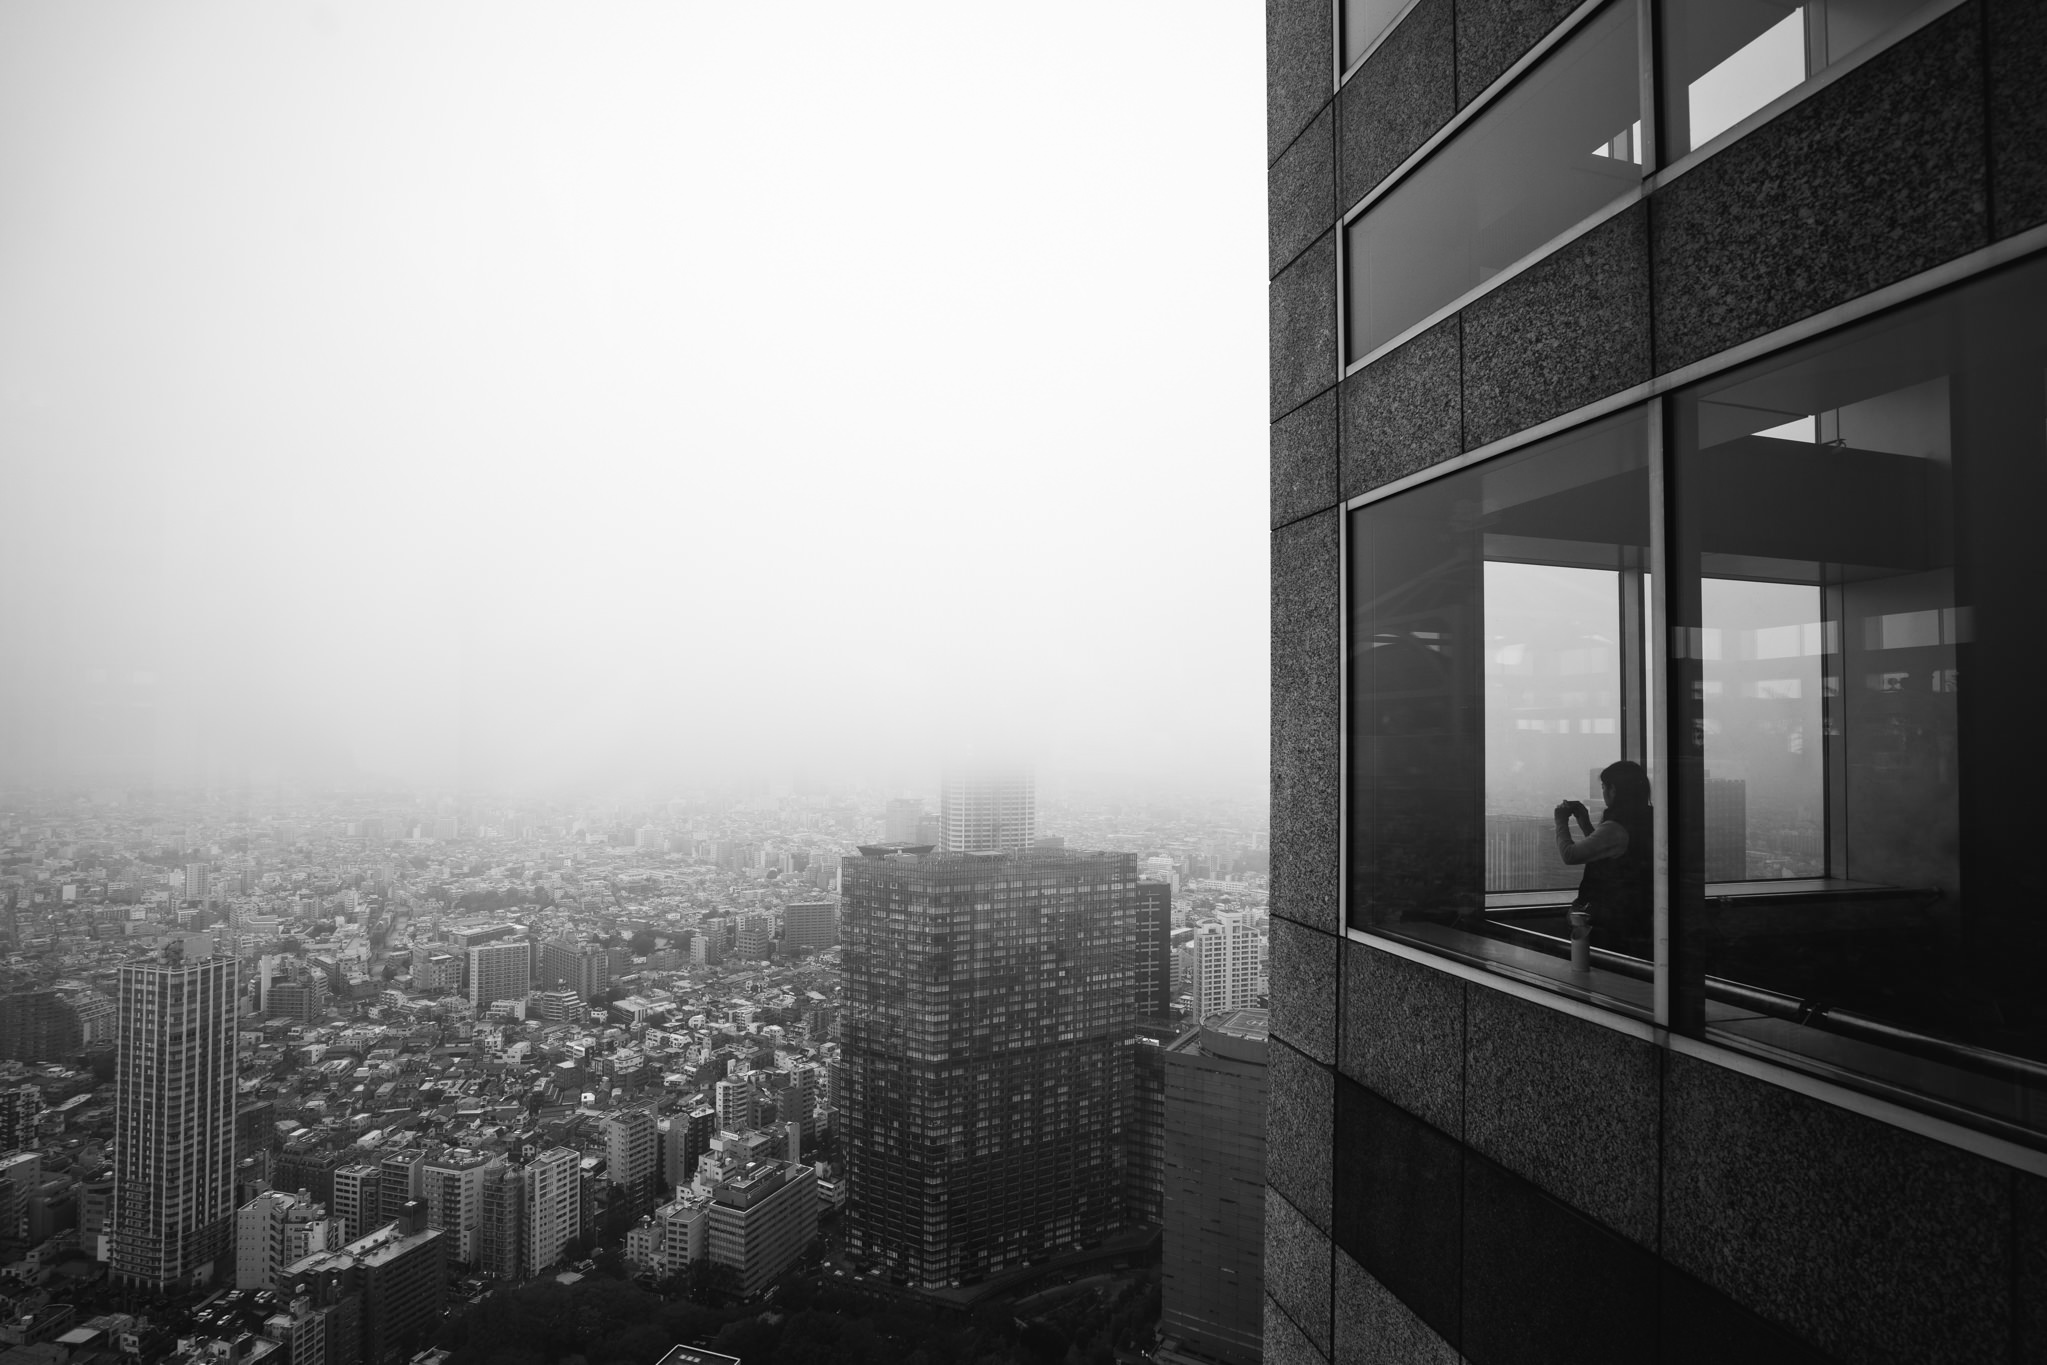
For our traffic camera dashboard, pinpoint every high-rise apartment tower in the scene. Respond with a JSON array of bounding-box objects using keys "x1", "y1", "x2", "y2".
[{"x1": 938, "y1": 765, "x2": 1035, "y2": 853}]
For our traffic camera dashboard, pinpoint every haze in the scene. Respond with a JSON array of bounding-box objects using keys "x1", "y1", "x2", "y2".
[{"x1": 0, "y1": 3, "x2": 1269, "y2": 801}]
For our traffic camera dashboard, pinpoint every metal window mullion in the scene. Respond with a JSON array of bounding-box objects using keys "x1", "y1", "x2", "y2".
[{"x1": 1646, "y1": 395, "x2": 1672, "y2": 1028}]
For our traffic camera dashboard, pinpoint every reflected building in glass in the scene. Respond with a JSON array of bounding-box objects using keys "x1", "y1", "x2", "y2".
[{"x1": 1270, "y1": 1, "x2": 2045, "y2": 1359}]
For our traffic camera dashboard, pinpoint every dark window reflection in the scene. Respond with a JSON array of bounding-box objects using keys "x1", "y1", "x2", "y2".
[
  {"x1": 1342, "y1": 0, "x2": 1641, "y2": 362},
  {"x1": 1670, "y1": 257, "x2": 2047, "y2": 1134},
  {"x1": 1348, "y1": 411, "x2": 1652, "y2": 1012}
]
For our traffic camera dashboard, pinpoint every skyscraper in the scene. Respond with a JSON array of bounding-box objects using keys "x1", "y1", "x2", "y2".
[
  {"x1": 111, "y1": 946, "x2": 238, "y2": 1289},
  {"x1": 522, "y1": 1146, "x2": 581, "y2": 1277},
  {"x1": 782, "y1": 900, "x2": 839, "y2": 951},
  {"x1": 1187, "y1": 911, "x2": 1260, "y2": 1023},
  {"x1": 604, "y1": 1108, "x2": 659, "y2": 1214},
  {"x1": 938, "y1": 765, "x2": 1035, "y2": 853},
  {"x1": 1160, "y1": 1010, "x2": 1267, "y2": 1365},
  {"x1": 841, "y1": 845, "x2": 1135, "y2": 1287},
  {"x1": 1134, "y1": 879, "x2": 1174, "y2": 1022},
  {"x1": 467, "y1": 939, "x2": 531, "y2": 1010}
]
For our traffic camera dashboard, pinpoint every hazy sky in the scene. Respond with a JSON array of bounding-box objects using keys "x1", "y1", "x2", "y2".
[{"x1": 0, "y1": 3, "x2": 1268, "y2": 800}]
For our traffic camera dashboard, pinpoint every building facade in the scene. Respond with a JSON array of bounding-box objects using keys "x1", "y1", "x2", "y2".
[
  {"x1": 841, "y1": 846, "x2": 1135, "y2": 1287},
  {"x1": 467, "y1": 939, "x2": 531, "y2": 1010},
  {"x1": 937, "y1": 765, "x2": 1036, "y2": 853},
  {"x1": 1266, "y1": 1, "x2": 2047, "y2": 1359},
  {"x1": 1187, "y1": 911, "x2": 1262, "y2": 1024},
  {"x1": 1161, "y1": 1010, "x2": 1268, "y2": 1365},
  {"x1": 522, "y1": 1146, "x2": 581, "y2": 1277},
  {"x1": 1133, "y1": 880, "x2": 1174, "y2": 1022},
  {"x1": 782, "y1": 900, "x2": 839, "y2": 951},
  {"x1": 110, "y1": 948, "x2": 238, "y2": 1289}
]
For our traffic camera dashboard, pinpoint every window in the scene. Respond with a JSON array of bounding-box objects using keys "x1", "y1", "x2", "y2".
[
  {"x1": 1669, "y1": 255, "x2": 2047, "y2": 1137},
  {"x1": 1660, "y1": 0, "x2": 1933, "y2": 154},
  {"x1": 1340, "y1": 0, "x2": 1410, "y2": 75},
  {"x1": 1347, "y1": 409, "x2": 1653, "y2": 1016},
  {"x1": 1342, "y1": 1, "x2": 1641, "y2": 364}
]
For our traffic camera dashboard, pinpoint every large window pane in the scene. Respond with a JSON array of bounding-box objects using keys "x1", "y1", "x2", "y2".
[
  {"x1": 1670, "y1": 258, "x2": 2047, "y2": 1136},
  {"x1": 1342, "y1": 1, "x2": 1640, "y2": 362},
  {"x1": 1341, "y1": 0, "x2": 1409, "y2": 72},
  {"x1": 1660, "y1": 0, "x2": 1932, "y2": 154},
  {"x1": 1348, "y1": 411, "x2": 1651, "y2": 1011}
]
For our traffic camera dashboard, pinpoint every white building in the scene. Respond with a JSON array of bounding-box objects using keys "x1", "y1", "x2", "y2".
[
  {"x1": 1187, "y1": 911, "x2": 1262, "y2": 1023},
  {"x1": 522, "y1": 1146, "x2": 581, "y2": 1277},
  {"x1": 938, "y1": 765, "x2": 1035, "y2": 854}
]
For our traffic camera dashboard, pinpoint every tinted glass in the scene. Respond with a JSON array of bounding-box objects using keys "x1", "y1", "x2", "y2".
[
  {"x1": 1348, "y1": 411, "x2": 1651, "y2": 1009},
  {"x1": 1343, "y1": 1, "x2": 1640, "y2": 362},
  {"x1": 1660, "y1": 0, "x2": 1930, "y2": 154},
  {"x1": 1669, "y1": 258, "x2": 2047, "y2": 1134},
  {"x1": 1342, "y1": 0, "x2": 1410, "y2": 71}
]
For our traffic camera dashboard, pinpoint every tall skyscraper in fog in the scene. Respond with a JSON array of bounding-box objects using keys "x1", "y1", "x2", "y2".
[
  {"x1": 840, "y1": 845, "x2": 1134, "y2": 1287},
  {"x1": 111, "y1": 946, "x2": 238, "y2": 1289},
  {"x1": 938, "y1": 765, "x2": 1035, "y2": 853},
  {"x1": 1159, "y1": 1010, "x2": 1267, "y2": 1365},
  {"x1": 1187, "y1": 910, "x2": 1260, "y2": 1023}
]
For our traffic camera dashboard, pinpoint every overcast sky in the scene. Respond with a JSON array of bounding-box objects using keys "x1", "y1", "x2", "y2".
[{"x1": 0, "y1": 3, "x2": 1268, "y2": 803}]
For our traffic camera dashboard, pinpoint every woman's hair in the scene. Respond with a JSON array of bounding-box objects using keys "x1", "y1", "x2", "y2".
[{"x1": 1599, "y1": 760, "x2": 1651, "y2": 820}]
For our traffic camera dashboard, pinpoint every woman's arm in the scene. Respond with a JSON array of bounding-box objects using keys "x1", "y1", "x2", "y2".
[{"x1": 1554, "y1": 814, "x2": 1630, "y2": 865}]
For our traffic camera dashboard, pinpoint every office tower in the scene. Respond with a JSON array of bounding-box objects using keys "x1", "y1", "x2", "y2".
[
  {"x1": 0, "y1": 990, "x2": 82, "y2": 1062},
  {"x1": 331, "y1": 1163, "x2": 382, "y2": 1243},
  {"x1": 185, "y1": 863, "x2": 209, "y2": 902},
  {"x1": 281, "y1": 1203, "x2": 445, "y2": 1365},
  {"x1": 735, "y1": 913, "x2": 773, "y2": 959},
  {"x1": 841, "y1": 846, "x2": 1135, "y2": 1287},
  {"x1": 522, "y1": 1147, "x2": 581, "y2": 1276},
  {"x1": 0, "y1": 1084, "x2": 42, "y2": 1150},
  {"x1": 663, "y1": 1103, "x2": 717, "y2": 1191},
  {"x1": 1123, "y1": 1030, "x2": 1169, "y2": 1229},
  {"x1": 1267, "y1": 4, "x2": 2046, "y2": 1359},
  {"x1": 1187, "y1": 911, "x2": 1261, "y2": 1023},
  {"x1": 883, "y1": 797, "x2": 924, "y2": 843},
  {"x1": 1159, "y1": 1011, "x2": 1267, "y2": 1365},
  {"x1": 537, "y1": 937, "x2": 611, "y2": 1001},
  {"x1": 782, "y1": 900, "x2": 839, "y2": 950},
  {"x1": 1703, "y1": 776, "x2": 1749, "y2": 881},
  {"x1": 467, "y1": 939, "x2": 531, "y2": 1009},
  {"x1": 1134, "y1": 880, "x2": 1174, "y2": 1021},
  {"x1": 604, "y1": 1108, "x2": 659, "y2": 1213},
  {"x1": 421, "y1": 1149, "x2": 491, "y2": 1263},
  {"x1": 111, "y1": 947, "x2": 238, "y2": 1289},
  {"x1": 478, "y1": 1161, "x2": 524, "y2": 1280},
  {"x1": 378, "y1": 1150, "x2": 425, "y2": 1226},
  {"x1": 700, "y1": 1154, "x2": 818, "y2": 1298},
  {"x1": 713, "y1": 1077, "x2": 756, "y2": 1135},
  {"x1": 938, "y1": 765, "x2": 1036, "y2": 853}
]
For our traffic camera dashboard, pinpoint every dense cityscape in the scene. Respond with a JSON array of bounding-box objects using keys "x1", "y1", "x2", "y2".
[{"x1": 0, "y1": 776, "x2": 1272, "y2": 1365}]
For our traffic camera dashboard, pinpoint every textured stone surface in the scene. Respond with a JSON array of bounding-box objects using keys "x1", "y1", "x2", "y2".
[
  {"x1": 1990, "y1": 0, "x2": 2047, "y2": 238},
  {"x1": 1331, "y1": 1249, "x2": 1458, "y2": 1365},
  {"x1": 1269, "y1": 0, "x2": 1333, "y2": 165},
  {"x1": 1662, "y1": 1052, "x2": 2011, "y2": 1365},
  {"x1": 1455, "y1": 0, "x2": 1583, "y2": 106},
  {"x1": 2018, "y1": 1174, "x2": 2046, "y2": 1365},
  {"x1": 1461, "y1": 1151, "x2": 1659, "y2": 1365},
  {"x1": 1273, "y1": 105, "x2": 1336, "y2": 278},
  {"x1": 1267, "y1": 1190, "x2": 1333, "y2": 1355},
  {"x1": 1272, "y1": 232, "x2": 1339, "y2": 421},
  {"x1": 1267, "y1": 1295, "x2": 1330, "y2": 1365},
  {"x1": 1464, "y1": 986, "x2": 1660, "y2": 1248},
  {"x1": 1339, "y1": 940, "x2": 1463, "y2": 1138},
  {"x1": 1339, "y1": 315, "x2": 1460, "y2": 498},
  {"x1": 1270, "y1": 918, "x2": 1340, "y2": 1064},
  {"x1": 1462, "y1": 202, "x2": 1649, "y2": 450},
  {"x1": 1271, "y1": 511, "x2": 1340, "y2": 934},
  {"x1": 1272, "y1": 388, "x2": 1340, "y2": 531},
  {"x1": 1332, "y1": 1077, "x2": 1463, "y2": 1349},
  {"x1": 1267, "y1": 1038, "x2": 1335, "y2": 1232},
  {"x1": 1337, "y1": 0, "x2": 1455, "y2": 211},
  {"x1": 1651, "y1": 7, "x2": 1988, "y2": 374}
]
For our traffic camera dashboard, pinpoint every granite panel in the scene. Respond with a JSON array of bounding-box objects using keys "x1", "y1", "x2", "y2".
[
  {"x1": 1659, "y1": 1264, "x2": 1836, "y2": 1365},
  {"x1": 1267, "y1": 1038, "x2": 1335, "y2": 1232},
  {"x1": 1662, "y1": 1051, "x2": 2011, "y2": 1364},
  {"x1": 1337, "y1": 0, "x2": 1455, "y2": 211},
  {"x1": 1332, "y1": 1076, "x2": 1462, "y2": 1349},
  {"x1": 1339, "y1": 315, "x2": 1461, "y2": 499},
  {"x1": 1268, "y1": 1295, "x2": 1331, "y2": 1365},
  {"x1": 1463, "y1": 985, "x2": 1659, "y2": 1248},
  {"x1": 1454, "y1": 0, "x2": 1583, "y2": 106},
  {"x1": 1271, "y1": 511, "x2": 1341, "y2": 934},
  {"x1": 1339, "y1": 939, "x2": 1464, "y2": 1138},
  {"x1": 1650, "y1": 6, "x2": 1988, "y2": 374},
  {"x1": 1273, "y1": 104, "x2": 1337, "y2": 278},
  {"x1": 1462, "y1": 202, "x2": 1649, "y2": 451},
  {"x1": 1273, "y1": 388, "x2": 1340, "y2": 531},
  {"x1": 1270, "y1": 0, "x2": 1334, "y2": 165},
  {"x1": 1268, "y1": 1189, "x2": 1334, "y2": 1355},
  {"x1": 2018, "y1": 1173, "x2": 2046, "y2": 1365},
  {"x1": 1989, "y1": 0, "x2": 2047, "y2": 238},
  {"x1": 1332, "y1": 1249, "x2": 1459, "y2": 1365},
  {"x1": 1273, "y1": 232, "x2": 1340, "y2": 421},
  {"x1": 1460, "y1": 1151, "x2": 1658, "y2": 1365},
  {"x1": 1270, "y1": 918, "x2": 1340, "y2": 1064}
]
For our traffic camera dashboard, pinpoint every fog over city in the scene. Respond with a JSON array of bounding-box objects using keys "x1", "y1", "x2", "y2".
[{"x1": 0, "y1": 4, "x2": 1268, "y2": 800}]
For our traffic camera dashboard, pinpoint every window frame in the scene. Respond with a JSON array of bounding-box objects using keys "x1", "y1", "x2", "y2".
[{"x1": 1335, "y1": 232, "x2": 2047, "y2": 1175}]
